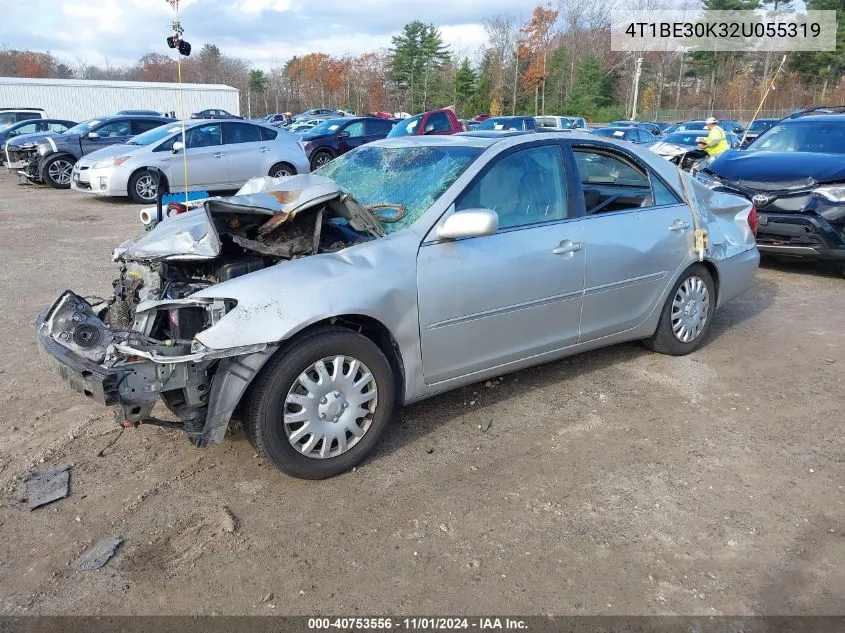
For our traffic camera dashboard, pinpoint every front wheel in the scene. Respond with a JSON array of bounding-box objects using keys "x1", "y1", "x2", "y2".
[
  {"x1": 42, "y1": 155, "x2": 74, "y2": 188},
  {"x1": 128, "y1": 170, "x2": 162, "y2": 204},
  {"x1": 644, "y1": 264, "x2": 716, "y2": 356},
  {"x1": 310, "y1": 150, "x2": 333, "y2": 171},
  {"x1": 246, "y1": 327, "x2": 395, "y2": 479}
]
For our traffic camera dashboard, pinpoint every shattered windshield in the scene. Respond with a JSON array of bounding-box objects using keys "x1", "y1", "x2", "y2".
[{"x1": 315, "y1": 145, "x2": 484, "y2": 233}]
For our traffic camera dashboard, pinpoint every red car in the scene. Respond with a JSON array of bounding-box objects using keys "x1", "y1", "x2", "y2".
[{"x1": 387, "y1": 108, "x2": 463, "y2": 137}]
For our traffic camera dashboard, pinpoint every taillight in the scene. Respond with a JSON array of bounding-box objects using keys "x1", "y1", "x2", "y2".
[
  {"x1": 167, "y1": 201, "x2": 187, "y2": 216},
  {"x1": 748, "y1": 205, "x2": 758, "y2": 236}
]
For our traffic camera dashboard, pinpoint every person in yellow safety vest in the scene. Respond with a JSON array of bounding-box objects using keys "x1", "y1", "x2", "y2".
[{"x1": 697, "y1": 117, "x2": 730, "y2": 157}]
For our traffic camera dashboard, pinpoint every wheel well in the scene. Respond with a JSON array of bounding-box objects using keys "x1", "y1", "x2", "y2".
[
  {"x1": 128, "y1": 168, "x2": 168, "y2": 193},
  {"x1": 298, "y1": 315, "x2": 406, "y2": 406},
  {"x1": 269, "y1": 161, "x2": 296, "y2": 176},
  {"x1": 700, "y1": 259, "x2": 720, "y2": 303}
]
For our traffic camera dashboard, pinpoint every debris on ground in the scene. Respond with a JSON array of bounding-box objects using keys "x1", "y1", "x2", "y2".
[
  {"x1": 480, "y1": 419, "x2": 492, "y2": 432},
  {"x1": 221, "y1": 506, "x2": 238, "y2": 533},
  {"x1": 26, "y1": 465, "x2": 70, "y2": 510},
  {"x1": 72, "y1": 537, "x2": 122, "y2": 571}
]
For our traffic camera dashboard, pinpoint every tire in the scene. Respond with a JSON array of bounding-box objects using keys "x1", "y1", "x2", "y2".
[
  {"x1": 42, "y1": 155, "x2": 75, "y2": 189},
  {"x1": 269, "y1": 162, "x2": 296, "y2": 178},
  {"x1": 128, "y1": 170, "x2": 164, "y2": 204},
  {"x1": 644, "y1": 264, "x2": 716, "y2": 356},
  {"x1": 245, "y1": 326, "x2": 395, "y2": 479},
  {"x1": 310, "y1": 150, "x2": 334, "y2": 171}
]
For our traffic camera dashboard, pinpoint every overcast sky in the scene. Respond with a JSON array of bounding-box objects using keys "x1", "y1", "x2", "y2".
[{"x1": 0, "y1": 0, "x2": 530, "y2": 70}]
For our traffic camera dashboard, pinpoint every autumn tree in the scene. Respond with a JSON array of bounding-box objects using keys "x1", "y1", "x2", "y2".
[{"x1": 517, "y1": 5, "x2": 559, "y2": 115}]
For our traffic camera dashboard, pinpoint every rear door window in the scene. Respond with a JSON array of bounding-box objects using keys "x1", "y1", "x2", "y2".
[
  {"x1": 132, "y1": 119, "x2": 165, "y2": 134},
  {"x1": 223, "y1": 122, "x2": 262, "y2": 144},
  {"x1": 260, "y1": 126, "x2": 278, "y2": 141},
  {"x1": 572, "y1": 147, "x2": 652, "y2": 214}
]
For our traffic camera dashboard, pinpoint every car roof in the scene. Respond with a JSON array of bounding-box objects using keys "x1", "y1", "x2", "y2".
[{"x1": 780, "y1": 114, "x2": 845, "y2": 123}]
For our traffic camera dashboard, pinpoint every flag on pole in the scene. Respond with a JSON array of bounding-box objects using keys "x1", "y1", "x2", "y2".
[{"x1": 167, "y1": 0, "x2": 179, "y2": 10}]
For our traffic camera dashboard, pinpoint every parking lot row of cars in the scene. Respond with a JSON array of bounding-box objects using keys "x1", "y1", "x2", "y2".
[{"x1": 3, "y1": 104, "x2": 842, "y2": 268}]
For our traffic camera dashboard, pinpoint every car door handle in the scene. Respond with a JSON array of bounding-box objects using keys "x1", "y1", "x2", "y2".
[
  {"x1": 668, "y1": 220, "x2": 691, "y2": 232},
  {"x1": 258, "y1": 146, "x2": 270, "y2": 152},
  {"x1": 552, "y1": 240, "x2": 583, "y2": 255},
  {"x1": 213, "y1": 152, "x2": 225, "y2": 158}
]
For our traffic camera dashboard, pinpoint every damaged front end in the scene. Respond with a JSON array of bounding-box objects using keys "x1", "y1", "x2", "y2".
[{"x1": 37, "y1": 175, "x2": 385, "y2": 445}]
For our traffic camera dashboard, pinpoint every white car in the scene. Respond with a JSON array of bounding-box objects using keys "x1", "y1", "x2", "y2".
[{"x1": 71, "y1": 119, "x2": 310, "y2": 203}]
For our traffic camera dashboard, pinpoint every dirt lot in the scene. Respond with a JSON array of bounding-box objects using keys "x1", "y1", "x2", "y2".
[{"x1": 0, "y1": 171, "x2": 842, "y2": 616}]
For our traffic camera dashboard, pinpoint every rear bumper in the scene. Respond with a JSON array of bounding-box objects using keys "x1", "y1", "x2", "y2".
[
  {"x1": 756, "y1": 211, "x2": 845, "y2": 261},
  {"x1": 715, "y1": 247, "x2": 759, "y2": 308}
]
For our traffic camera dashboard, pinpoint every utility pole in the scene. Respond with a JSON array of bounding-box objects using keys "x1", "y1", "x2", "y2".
[
  {"x1": 630, "y1": 56, "x2": 643, "y2": 120},
  {"x1": 513, "y1": 45, "x2": 519, "y2": 116}
]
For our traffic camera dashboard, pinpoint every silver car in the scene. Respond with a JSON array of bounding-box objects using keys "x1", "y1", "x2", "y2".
[
  {"x1": 70, "y1": 119, "x2": 309, "y2": 203},
  {"x1": 36, "y1": 133, "x2": 759, "y2": 479}
]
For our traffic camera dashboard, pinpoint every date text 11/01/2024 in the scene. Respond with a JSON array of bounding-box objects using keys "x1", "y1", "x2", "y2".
[{"x1": 308, "y1": 618, "x2": 528, "y2": 630}]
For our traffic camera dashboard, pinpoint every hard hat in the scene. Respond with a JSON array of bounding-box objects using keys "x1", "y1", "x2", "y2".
[{"x1": 705, "y1": 116, "x2": 718, "y2": 125}]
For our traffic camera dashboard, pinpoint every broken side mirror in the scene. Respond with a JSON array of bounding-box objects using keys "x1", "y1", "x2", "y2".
[
  {"x1": 437, "y1": 208, "x2": 499, "y2": 240},
  {"x1": 172, "y1": 141, "x2": 184, "y2": 153}
]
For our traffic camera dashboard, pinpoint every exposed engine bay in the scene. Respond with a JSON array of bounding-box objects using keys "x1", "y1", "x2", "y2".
[{"x1": 37, "y1": 175, "x2": 388, "y2": 444}]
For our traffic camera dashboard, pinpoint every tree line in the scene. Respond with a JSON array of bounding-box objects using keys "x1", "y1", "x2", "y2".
[{"x1": 2, "y1": 0, "x2": 844, "y2": 121}]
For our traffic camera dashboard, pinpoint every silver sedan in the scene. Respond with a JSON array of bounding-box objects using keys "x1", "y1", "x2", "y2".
[
  {"x1": 70, "y1": 119, "x2": 309, "y2": 203},
  {"x1": 37, "y1": 132, "x2": 759, "y2": 479}
]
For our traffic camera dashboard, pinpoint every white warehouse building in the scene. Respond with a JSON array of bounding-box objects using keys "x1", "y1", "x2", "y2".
[{"x1": 0, "y1": 77, "x2": 240, "y2": 121}]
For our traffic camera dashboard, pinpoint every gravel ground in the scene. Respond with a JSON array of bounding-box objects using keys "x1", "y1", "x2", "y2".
[{"x1": 0, "y1": 172, "x2": 842, "y2": 615}]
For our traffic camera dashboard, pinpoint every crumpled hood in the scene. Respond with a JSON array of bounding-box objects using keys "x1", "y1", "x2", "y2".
[
  {"x1": 5, "y1": 131, "x2": 60, "y2": 149},
  {"x1": 39, "y1": 134, "x2": 78, "y2": 152},
  {"x1": 647, "y1": 141, "x2": 693, "y2": 157},
  {"x1": 709, "y1": 150, "x2": 845, "y2": 190},
  {"x1": 114, "y1": 174, "x2": 383, "y2": 262}
]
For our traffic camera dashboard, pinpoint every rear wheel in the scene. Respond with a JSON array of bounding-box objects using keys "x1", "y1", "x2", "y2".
[
  {"x1": 310, "y1": 150, "x2": 333, "y2": 171},
  {"x1": 42, "y1": 155, "x2": 74, "y2": 189},
  {"x1": 246, "y1": 327, "x2": 395, "y2": 479},
  {"x1": 644, "y1": 264, "x2": 715, "y2": 355},
  {"x1": 269, "y1": 162, "x2": 296, "y2": 178}
]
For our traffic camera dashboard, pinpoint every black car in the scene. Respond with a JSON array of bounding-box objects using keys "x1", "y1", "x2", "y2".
[
  {"x1": 24, "y1": 115, "x2": 175, "y2": 188},
  {"x1": 739, "y1": 117, "x2": 780, "y2": 148},
  {"x1": 697, "y1": 110, "x2": 845, "y2": 265},
  {"x1": 190, "y1": 109, "x2": 242, "y2": 120},
  {"x1": 591, "y1": 126, "x2": 655, "y2": 144},
  {"x1": 476, "y1": 116, "x2": 537, "y2": 132},
  {"x1": 300, "y1": 117, "x2": 395, "y2": 170}
]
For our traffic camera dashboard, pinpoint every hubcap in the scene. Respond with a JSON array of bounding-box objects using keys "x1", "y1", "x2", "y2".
[
  {"x1": 48, "y1": 159, "x2": 73, "y2": 185},
  {"x1": 671, "y1": 275, "x2": 710, "y2": 343},
  {"x1": 314, "y1": 154, "x2": 330, "y2": 166},
  {"x1": 283, "y1": 356, "x2": 378, "y2": 459},
  {"x1": 135, "y1": 175, "x2": 156, "y2": 200},
  {"x1": 273, "y1": 167, "x2": 292, "y2": 177}
]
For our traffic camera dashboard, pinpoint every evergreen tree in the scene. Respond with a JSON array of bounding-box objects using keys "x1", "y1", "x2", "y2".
[
  {"x1": 454, "y1": 59, "x2": 478, "y2": 116},
  {"x1": 390, "y1": 20, "x2": 450, "y2": 112}
]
